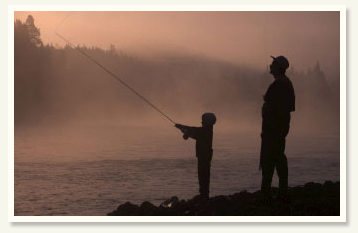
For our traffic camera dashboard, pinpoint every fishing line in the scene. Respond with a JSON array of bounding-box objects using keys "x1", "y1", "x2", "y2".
[{"x1": 55, "y1": 12, "x2": 175, "y2": 125}]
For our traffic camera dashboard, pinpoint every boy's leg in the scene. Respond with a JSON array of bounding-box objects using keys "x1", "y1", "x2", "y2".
[{"x1": 198, "y1": 156, "x2": 211, "y2": 198}]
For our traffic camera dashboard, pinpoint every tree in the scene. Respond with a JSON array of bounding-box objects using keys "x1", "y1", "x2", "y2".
[
  {"x1": 25, "y1": 15, "x2": 43, "y2": 47},
  {"x1": 109, "y1": 44, "x2": 116, "y2": 54},
  {"x1": 14, "y1": 15, "x2": 47, "y2": 125}
]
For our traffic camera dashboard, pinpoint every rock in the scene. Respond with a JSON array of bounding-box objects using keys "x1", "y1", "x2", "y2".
[
  {"x1": 107, "y1": 181, "x2": 340, "y2": 216},
  {"x1": 304, "y1": 182, "x2": 322, "y2": 189},
  {"x1": 139, "y1": 201, "x2": 158, "y2": 215},
  {"x1": 160, "y1": 196, "x2": 180, "y2": 208},
  {"x1": 324, "y1": 180, "x2": 335, "y2": 187},
  {"x1": 114, "y1": 202, "x2": 139, "y2": 216}
]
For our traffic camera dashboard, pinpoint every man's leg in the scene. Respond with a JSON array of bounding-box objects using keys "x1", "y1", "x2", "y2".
[
  {"x1": 276, "y1": 137, "x2": 288, "y2": 196},
  {"x1": 277, "y1": 156, "x2": 288, "y2": 189},
  {"x1": 260, "y1": 135, "x2": 275, "y2": 197},
  {"x1": 261, "y1": 159, "x2": 275, "y2": 197}
]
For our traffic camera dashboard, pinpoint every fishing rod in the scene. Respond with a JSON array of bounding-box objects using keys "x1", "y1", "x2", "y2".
[{"x1": 55, "y1": 12, "x2": 175, "y2": 125}]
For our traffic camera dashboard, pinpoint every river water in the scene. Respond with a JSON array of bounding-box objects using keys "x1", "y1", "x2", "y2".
[{"x1": 14, "y1": 124, "x2": 340, "y2": 216}]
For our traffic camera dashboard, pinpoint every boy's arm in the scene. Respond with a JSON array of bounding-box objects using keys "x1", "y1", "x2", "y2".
[
  {"x1": 175, "y1": 124, "x2": 189, "y2": 133},
  {"x1": 175, "y1": 124, "x2": 200, "y2": 140}
]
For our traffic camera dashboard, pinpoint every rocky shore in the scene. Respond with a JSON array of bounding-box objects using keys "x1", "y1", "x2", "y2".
[{"x1": 107, "y1": 181, "x2": 340, "y2": 216}]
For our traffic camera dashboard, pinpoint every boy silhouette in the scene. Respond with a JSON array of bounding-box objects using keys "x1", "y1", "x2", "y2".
[{"x1": 175, "y1": 113, "x2": 216, "y2": 201}]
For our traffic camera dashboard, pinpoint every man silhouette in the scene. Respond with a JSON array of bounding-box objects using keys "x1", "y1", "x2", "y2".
[{"x1": 260, "y1": 55, "x2": 295, "y2": 200}]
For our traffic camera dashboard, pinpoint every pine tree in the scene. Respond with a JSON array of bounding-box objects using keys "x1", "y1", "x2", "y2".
[{"x1": 25, "y1": 15, "x2": 43, "y2": 47}]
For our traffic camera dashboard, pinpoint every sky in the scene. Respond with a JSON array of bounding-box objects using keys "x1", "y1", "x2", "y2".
[{"x1": 14, "y1": 11, "x2": 340, "y2": 79}]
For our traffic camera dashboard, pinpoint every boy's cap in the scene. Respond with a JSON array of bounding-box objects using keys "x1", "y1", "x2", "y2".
[{"x1": 202, "y1": 113, "x2": 216, "y2": 125}]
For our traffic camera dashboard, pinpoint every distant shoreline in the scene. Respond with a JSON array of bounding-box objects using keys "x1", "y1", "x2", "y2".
[{"x1": 108, "y1": 181, "x2": 340, "y2": 216}]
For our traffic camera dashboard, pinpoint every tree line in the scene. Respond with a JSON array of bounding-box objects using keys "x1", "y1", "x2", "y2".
[{"x1": 14, "y1": 15, "x2": 339, "y2": 132}]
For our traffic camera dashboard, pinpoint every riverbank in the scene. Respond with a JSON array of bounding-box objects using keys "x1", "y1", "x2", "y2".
[{"x1": 107, "y1": 181, "x2": 339, "y2": 216}]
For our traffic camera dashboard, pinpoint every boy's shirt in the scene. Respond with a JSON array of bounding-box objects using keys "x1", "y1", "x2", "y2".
[{"x1": 183, "y1": 126, "x2": 213, "y2": 159}]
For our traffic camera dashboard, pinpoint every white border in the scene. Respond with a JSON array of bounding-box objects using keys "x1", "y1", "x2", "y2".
[
  {"x1": 8, "y1": 8, "x2": 15, "y2": 223},
  {"x1": 7, "y1": 5, "x2": 347, "y2": 11},
  {"x1": 8, "y1": 5, "x2": 346, "y2": 222},
  {"x1": 339, "y1": 8, "x2": 347, "y2": 224}
]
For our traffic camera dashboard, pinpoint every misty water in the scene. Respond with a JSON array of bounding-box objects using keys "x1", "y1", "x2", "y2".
[{"x1": 14, "y1": 124, "x2": 340, "y2": 216}]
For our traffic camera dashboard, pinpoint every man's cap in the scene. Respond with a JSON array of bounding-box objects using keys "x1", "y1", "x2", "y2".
[
  {"x1": 202, "y1": 113, "x2": 216, "y2": 125},
  {"x1": 270, "y1": 55, "x2": 289, "y2": 70}
]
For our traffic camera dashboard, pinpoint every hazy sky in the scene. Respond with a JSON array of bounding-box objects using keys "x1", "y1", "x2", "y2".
[{"x1": 14, "y1": 11, "x2": 340, "y2": 79}]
